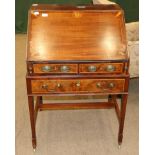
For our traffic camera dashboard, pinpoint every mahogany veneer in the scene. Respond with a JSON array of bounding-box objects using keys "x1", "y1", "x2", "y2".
[{"x1": 26, "y1": 4, "x2": 129, "y2": 150}]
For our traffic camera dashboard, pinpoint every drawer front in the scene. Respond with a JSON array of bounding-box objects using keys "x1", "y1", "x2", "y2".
[
  {"x1": 31, "y1": 79, "x2": 125, "y2": 94},
  {"x1": 79, "y1": 63, "x2": 124, "y2": 74},
  {"x1": 33, "y1": 64, "x2": 78, "y2": 74}
]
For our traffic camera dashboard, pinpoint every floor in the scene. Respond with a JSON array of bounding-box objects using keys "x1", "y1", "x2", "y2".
[{"x1": 16, "y1": 34, "x2": 139, "y2": 155}]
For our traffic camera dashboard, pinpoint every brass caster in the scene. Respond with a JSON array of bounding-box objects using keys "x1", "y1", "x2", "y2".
[
  {"x1": 33, "y1": 149, "x2": 36, "y2": 152},
  {"x1": 118, "y1": 144, "x2": 121, "y2": 149}
]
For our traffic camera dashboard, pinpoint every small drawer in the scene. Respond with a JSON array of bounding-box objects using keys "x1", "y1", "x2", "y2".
[
  {"x1": 31, "y1": 79, "x2": 125, "y2": 94},
  {"x1": 79, "y1": 63, "x2": 124, "y2": 74},
  {"x1": 32, "y1": 64, "x2": 78, "y2": 74}
]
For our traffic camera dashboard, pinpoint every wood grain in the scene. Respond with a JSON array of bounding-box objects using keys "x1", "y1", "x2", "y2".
[
  {"x1": 31, "y1": 78, "x2": 125, "y2": 94},
  {"x1": 27, "y1": 5, "x2": 127, "y2": 61},
  {"x1": 79, "y1": 62, "x2": 124, "y2": 74},
  {"x1": 33, "y1": 63, "x2": 78, "y2": 74},
  {"x1": 26, "y1": 4, "x2": 129, "y2": 148}
]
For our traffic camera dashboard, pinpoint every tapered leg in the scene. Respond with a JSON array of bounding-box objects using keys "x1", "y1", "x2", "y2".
[
  {"x1": 28, "y1": 96, "x2": 37, "y2": 149},
  {"x1": 118, "y1": 94, "x2": 128, "y2": 145}
]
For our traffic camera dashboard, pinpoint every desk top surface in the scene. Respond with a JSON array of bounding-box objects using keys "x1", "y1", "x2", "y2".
[{"x1": 27, "y1": 4, "x2": 128, "y2": 62}]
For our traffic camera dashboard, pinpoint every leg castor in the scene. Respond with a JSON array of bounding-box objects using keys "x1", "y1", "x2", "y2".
[
  {"x1": 118, "y1": 144, "x2": 121, "y2": 149},
  {"x1": 32, "y1": 138, "x2": 37, "y2": 151},
  {"x1": 118, "y1": 140, "x2": 122, "y2": 149},
  {"x1": 118, "y1": 133, "x2": 123, "y2": 147}
]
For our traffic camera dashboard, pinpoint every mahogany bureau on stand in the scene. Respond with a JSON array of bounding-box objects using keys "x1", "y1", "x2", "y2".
[{"x1": 26, "y1": 4, "x2": 129, "y2": 151}]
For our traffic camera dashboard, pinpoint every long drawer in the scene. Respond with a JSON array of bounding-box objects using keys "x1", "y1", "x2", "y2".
[{"x1": 30, "y1": 78, "x2": 125, "y2": 94}]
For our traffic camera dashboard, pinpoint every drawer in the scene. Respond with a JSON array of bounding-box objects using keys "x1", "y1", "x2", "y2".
[
  {"x1": 32, "y1": 64, "x2": 78, "y2": 74},
  {"x1": 79, "y1": 63, "x2": 124, "y2": 74},
  {"x1": 31, "y1": 79, "x2": 125, "y2": 94}
]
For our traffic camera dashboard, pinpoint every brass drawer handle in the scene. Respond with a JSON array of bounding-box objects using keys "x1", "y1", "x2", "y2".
[
  {"x1": 96, "y1": 82, "x2": 102, "y2": 88},
  {"x1": 96, "y1": 82, "x2": 115, "y2": 89},
  {"x1": 41, "y1": 84, "x2": 55, "y2": 92},
  {"x1": 108, "y1": 82, "x2": 115, "y2": 88},
  {"x1": 106, "y1": 65, "x2": 116, "y2": 72},
  {"x1": 41, "y1": 66, "x2": 53, "y2": 72},
  {"x1": 88, "y1": 65, "x2": 97, "y2": 72},
  {"x1": 76, "y1": 81, "x2": 81, "y2": 87},
  {"x1": 60, "y1": 65, "x2": 70, "y2": 72},
  {"x1": 56, "y1": 83, "x2": 61, "y2": 88},
  {"x1": 41, "y1": 83, "x2": 61, "y2": 92},
  {"x1": 96, "y1": 82, "x2": 108, "y2": 91},
  {"x1": 42, "y1": 84, "x2": 48, "y2": 89}
]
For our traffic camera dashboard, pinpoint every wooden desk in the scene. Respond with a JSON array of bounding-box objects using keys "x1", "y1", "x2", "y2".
[{"x1": 26, "y1": 4, "x2": 129, "y2": 150}]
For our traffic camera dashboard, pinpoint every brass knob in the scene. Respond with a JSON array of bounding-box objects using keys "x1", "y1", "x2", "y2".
[
  {"x1": 88, "y1": 65, "x2": 97, "y2": 72},
  {"x1": 57, "y1": 83, "x2": 61, "y2": 88},
  {"x1": 76, "y1": 81, "x2": 80, "y2": 87},
  {"x1": 106, "y1": 65, "x2": 116, "y2": 72},
  {"x1": 60, "y1": 65, "x2": 70, "y2": 72},
  {"x1": 108, "y1": 83, "x2": 115, "y2": 88},
  {"x1": 41, "y1": 66, "x2": 53, "y2": 72},
  {"x1": 96, "y1": 82, "x2": 102, "y2": 88}
]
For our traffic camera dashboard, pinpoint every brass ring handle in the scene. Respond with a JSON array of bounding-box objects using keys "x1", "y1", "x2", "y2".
[
  {"x1": 88, "y1": 65, "x2": 97, "y2": 72},
  {"x1": 106, "y1": 65, "x2": 116, "y2": 72},
  {"x1": 60, "y1": 65, "x2": 70, "y2": 72},
  {"x1": 41, "y1": 66, "x2": 53, "y2": 72}
]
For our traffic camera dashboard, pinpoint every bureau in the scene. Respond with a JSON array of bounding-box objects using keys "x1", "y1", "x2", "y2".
[{"x1": 26, "y1": 4, "x2": 129, "y2": 151}]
